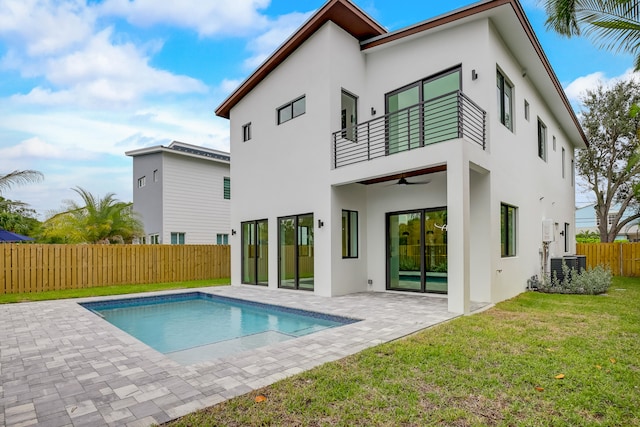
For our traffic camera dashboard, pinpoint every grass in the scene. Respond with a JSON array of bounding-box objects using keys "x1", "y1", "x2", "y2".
[
  {"x1": 0, "y1": 278, "x2": 230, "y2": 304},
  {"x1": 167, "y1": 277, "x2": 640, "y2": 426}
]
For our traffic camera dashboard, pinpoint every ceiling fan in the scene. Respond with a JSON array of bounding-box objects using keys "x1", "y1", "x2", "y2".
[{"x1": 391, "y1": 176, "x2": 431, "y2": 186}]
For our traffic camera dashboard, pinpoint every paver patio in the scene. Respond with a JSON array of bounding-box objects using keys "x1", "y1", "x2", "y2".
[{"x1": 0, "y1": 285, "x2": 488, "y2": 426}]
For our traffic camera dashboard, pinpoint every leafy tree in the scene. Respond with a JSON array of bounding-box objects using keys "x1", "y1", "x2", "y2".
[
  {"x1": 41, "y1": 187, "x2": 143, "y2": 244},
  {"x1": 576, "y1": 229, "x2": 601, "y2": 243},
  {"x1": 577, "y1": 80, "x2": 640, "y2": 242},
  {"x1": 544, "y1": 0, "x2": 640, "y2": 69},
  {"x1": 0, "y1": 197, "x2": 41, "y2": 236}
]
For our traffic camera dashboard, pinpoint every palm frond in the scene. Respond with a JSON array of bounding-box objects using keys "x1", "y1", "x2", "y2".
[{"x1": 0, "y1": 170, "x2": 44, "y2": 192}]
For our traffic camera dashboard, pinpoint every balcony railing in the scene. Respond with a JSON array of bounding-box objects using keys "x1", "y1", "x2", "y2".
[{"x1": 332, "y1": 90, "x2": 486, "y2": 168}]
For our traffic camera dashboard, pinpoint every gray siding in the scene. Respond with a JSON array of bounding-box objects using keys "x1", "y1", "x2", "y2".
[{"x1": 132, "y1": 153, "x2": 163, "y2": 239}]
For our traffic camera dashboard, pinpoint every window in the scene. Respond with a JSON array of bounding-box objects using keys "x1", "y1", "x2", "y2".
[
  {"x1": 279, "y1": 214, "x2": 314, "y2": 290},
  {"x1": 223, "y1": 177, "x2": 230, "y2": 200},
  {"x1": 537, "y1": 119, "x2": 547, "y2": 161},
  {"x1": 242, "y1": 220, "x2": 269, "y2": 285},
  {"x1": 149, "y1": 234, "x2": 159, "y2": 244},
  {"x1": 564, "y1": 223, "x2": 570, "y2": 252},
  {"x1": 242, "y1": 122, "x2": 251, "y2": 142},
  {"x1": 341, "y1": 90, "x2": 358, "y2": 141},
  {"x1": 524, "y1": 100, "x2": 530, "y2": 121},
  {"x1": 170, "y1": 232, "x2": 185, "y2": 245},
  {"x1": 137, "y1": 176, "x2": 146, "y2": 188},
  {"x1": 553, "y1": 135, "x2": 557, "y2": 151},
  {"x1": 501, "y1": 203, "x2": 517, "y2": 257},
  {"x1": 562, "y1": 147, "x2": 566, "y2": 178},
  {"x1": 571, "y1": 159, "x2": 575, "y2": 186},
  {"x1": 277, "y1": 96, "x2": 306, "y2": 124},
  {"x1": 217, "y1": 233, "x2": 229, "y2": 245},
  {"x1": 497, "y1": 70, "x2": 513, "y2": 131},
  {"x1": 341, "y1": 210, "x2": 358, "y2": 258},
  {"x1": 153, "y1": 169, "x2": 158, "y2": 182}
]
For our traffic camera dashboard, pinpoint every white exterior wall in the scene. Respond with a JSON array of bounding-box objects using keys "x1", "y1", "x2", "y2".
[
  {"x1": 230, "y1": 23, "x2": 340, "y2": 296},
  {"x1": 228, "y1": 13, "x2": 579, "y2": 311},
  {"x1": 162, "y1": 152, "x2": 230, "y2": 244}
]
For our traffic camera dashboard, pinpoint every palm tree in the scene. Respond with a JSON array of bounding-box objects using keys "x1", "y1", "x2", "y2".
[
  {"x1": 42, "y1": 187, "x2": 143, "y2": 244},
  {"x1": 0, "y1": 170, "x2": 44, "y2": 193},
  {"x1": 545, "y1": 0, "x2": 640, "y2": 69}
]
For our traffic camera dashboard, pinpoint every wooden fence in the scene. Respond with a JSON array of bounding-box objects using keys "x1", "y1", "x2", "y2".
[
  {"x1": 576, "y1": 242, "x2": 640, "y2": 276},
  {"x1": 0, "y1": 244, "x2": 230, "y2": 295}
]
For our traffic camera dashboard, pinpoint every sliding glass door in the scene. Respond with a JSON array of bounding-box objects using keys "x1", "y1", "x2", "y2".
[
  {"x1": 387, "y1": 208, "x2": 447, "y2": 293},
  {"x1": 279, "y1": 214, "x2": 314, "y2": 290},
  {"x1": 241, "y1": 220, "x2": 268, "y2": 285}
]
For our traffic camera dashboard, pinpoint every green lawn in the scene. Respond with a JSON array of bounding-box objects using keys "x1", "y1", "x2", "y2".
[
  {"x1": 168, "y1": 277, "x2": 640, "y2": 427},
  {"x1": 0, "y1": 278, "x2": 230, "y2": 304}
]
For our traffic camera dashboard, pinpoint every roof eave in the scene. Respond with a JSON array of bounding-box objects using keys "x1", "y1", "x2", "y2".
[{"x1": 215, "y1": 0, "x2": 386, "y2": 119}]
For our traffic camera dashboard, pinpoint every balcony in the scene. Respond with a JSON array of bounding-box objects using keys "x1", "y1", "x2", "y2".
[{"x1": 332, "y1": 91, "x2": 486, "y2": 168}]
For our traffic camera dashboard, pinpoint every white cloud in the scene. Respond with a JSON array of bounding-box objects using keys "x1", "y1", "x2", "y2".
[
  {"x1": 564, "y1": 68, "x2": 640, "y2": 104},
  {"x1": 0, "y1": 137, "x2": 95, "y2": 160},
  {"x1": 243, "y1": 11, "x2": 312, "y2": 70},
  {"x1": 99, "y1": 0, "x2": 271, "y2": 37},
  {"x1": 0, "y1": 0, "x2": 94, "y2": 56}
]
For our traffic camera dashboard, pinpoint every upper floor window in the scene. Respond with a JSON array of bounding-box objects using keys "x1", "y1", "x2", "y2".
[
  {"x1": 524, "y1": 100, "x2": 530, "y2": 121},
  {"x1": 138, "y1": 176, "x2": 146, "y2": 188},
  {"x1": 497, "y1": 70, "x2": 513, "y2": 131},
  {"x1": 223, "y1": 177, "x2": 230, "y2": 200},
  {"x1": 277, "y1": 96, "x2": 305, "y2": 124},
  {"x1": 562, "y1": 147, "x2": 566, "y2": 178},
  {"x1": 149, "y1": 234, "x2": 159, "y2": 244},
  {"x1": 242, "y1": 122, "x2": 252, "y2": 142},
  {"x1": 537, "y1": 119, "x2": 547, "y2": 161},
  {"x1": 153, "y1": 169, "x2": 158, "y2": 182}
]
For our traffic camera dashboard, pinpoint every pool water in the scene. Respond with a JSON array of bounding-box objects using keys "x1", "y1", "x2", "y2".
[{"x1": 81, "y1": 293, "x2": 357, "y2": 365}]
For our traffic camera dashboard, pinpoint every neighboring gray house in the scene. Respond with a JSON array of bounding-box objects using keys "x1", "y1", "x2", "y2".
[
  {"x1": 125, "y1": 141, "x2": 231, "y2": 245},
  {"x1": 576, "y1": 203, "x2": 638, "y2": 241}
]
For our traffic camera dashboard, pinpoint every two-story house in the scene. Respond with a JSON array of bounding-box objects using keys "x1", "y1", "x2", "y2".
[
  {"x1": 125, "y1": 141, "x2": 231, "y2": 245},
  {"x1": 215, "y1": 0, "x2": 587, "y2": 313}
]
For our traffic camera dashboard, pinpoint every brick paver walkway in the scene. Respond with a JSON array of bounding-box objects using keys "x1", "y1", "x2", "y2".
[{"x1": 0, "y1": 286, "x2": 487, "y2": 426}]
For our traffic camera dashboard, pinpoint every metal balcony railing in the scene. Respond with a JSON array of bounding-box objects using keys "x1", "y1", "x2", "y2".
[{"x1": 332, "y1": 90, "x2": 486, "y2": 168}]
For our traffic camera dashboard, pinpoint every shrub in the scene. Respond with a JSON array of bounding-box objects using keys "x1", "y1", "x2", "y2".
[{"x1": 538, "y1": 263, "x2": 612, "y2": 295}]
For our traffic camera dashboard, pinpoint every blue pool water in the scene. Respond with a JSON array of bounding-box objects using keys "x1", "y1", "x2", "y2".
[{"x1": 81, "y1": 293, "x2": 358, "y2": 365}]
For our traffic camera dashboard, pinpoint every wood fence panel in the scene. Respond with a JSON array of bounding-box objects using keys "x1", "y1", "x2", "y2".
[
  {"x1": 576, "y1": 242, "x2": 640, "y2": 276},
  {"x1": 0, "y1": 244, "x2": 230, "y2": 295}
]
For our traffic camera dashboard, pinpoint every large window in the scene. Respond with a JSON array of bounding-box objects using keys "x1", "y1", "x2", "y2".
[
  {"x1": 277, "y1": 96, "x2": 306, "y2": 124},
  {"x1": 223, "y1": 177, "x2": 230, "y2": 200},
  {"x1": 497, "y1": 70, "x2": 513, "y2": 131},
  {"x1": 242, "y1": 220, "x2": 268, "y2": 285},
  {"x1": 171, "y1": 232, "x2": 185, "y2": 245},
  {"x1": 501, "y1": 204, "x2": 517, "y2": 257},
  {"x1": 538, "y1": 119, "x2": 547, "y2": 161},
  {"x1": 386, "y1": 67, "x2": 461, "y2": 153},
  {"x1": 342, "y1": 210, "x2": 358, "y2": 258},
  {"x1": 279, "y1": 214, "x2": 314, "y2": 290}
]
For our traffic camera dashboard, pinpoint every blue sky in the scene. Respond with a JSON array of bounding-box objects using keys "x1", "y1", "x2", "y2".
[{"x1": 0, "y1": 0, "x2": 635, "y2": 216}]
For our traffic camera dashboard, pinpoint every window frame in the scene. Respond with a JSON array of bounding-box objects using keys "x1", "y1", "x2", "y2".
[
  {"x1": 562, "y1": 147, "x2": 566, "y2": 178},
  {"x1": 524, "y1": 100, "x2": 530, "y2": 121},
  {"x1": 242, "y1": 122, "x2": 252, "y2": 142},
  {"x1": 170, "y1": 232, "x2": 185, "y2": 245},
  {"x1": 137, "y1": 176, "x2": 146, "y2": 188},
  {"x1": 216, "y1": 233, "x2": 229, "y2": 245},
  {"x1": 277, "y1": 95, "x2": 306, "y2": 125},
  {"x1": 223, "y1": 177, "x2": 230, "y2": 200},
  {"x1": 149, "y1": 234, "x2": 159, "y2": 244},
  {"x1": 497, "y1": 69, "x2": 514, "y2": 131},
  {"x1": 341, "y1": 209, "x2": 359, "y2": 259},
  {"x1": 153, "y1": 169, "x2": 158, "y2": 182},
  {"x1": 537, "y1": 119, "x2": 547, "y2": 161},
  {"x1": 501, "y1": 203, "x2": 517, "y2": 258}
]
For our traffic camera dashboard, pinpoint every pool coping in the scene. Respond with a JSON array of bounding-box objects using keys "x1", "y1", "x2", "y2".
[{"x1": 0, "y1": 285, "x2": 490, "y2": 427}]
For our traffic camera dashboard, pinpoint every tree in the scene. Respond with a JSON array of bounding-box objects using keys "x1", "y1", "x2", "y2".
[
  {"x1": 577, "y1": 80, "x2": 640, "y2": 242},
  {"x1": 544, "y1": 0, "x2": 640, "y2": 69},
  {"x1": 0, "y1": 197, "x2": 40, "y2": 236},
  {"x1": 41, "y1": 187, "x2": 143, "y2": 244}
]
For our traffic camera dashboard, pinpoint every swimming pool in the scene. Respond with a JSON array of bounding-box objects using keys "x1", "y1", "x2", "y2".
[{"x1": 81, "y1": 292, "x2": 358, "y2": 365}]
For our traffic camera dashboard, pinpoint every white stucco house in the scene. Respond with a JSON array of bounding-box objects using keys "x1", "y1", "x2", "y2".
[
  {"x1": 215, "y1": 0, "x2": 587, "y2": 313},
  {"x1": 125, "y1": 141, "x2": 231, "y2": 245}
]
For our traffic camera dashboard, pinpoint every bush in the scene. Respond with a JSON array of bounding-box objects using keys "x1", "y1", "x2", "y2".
[{"x1": 538, "y1": 263, "x2": 612, "y2": 295}]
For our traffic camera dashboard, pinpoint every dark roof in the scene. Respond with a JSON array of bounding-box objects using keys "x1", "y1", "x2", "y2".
[{"x1": 169, "y1": 142, "x2": 230, "y2": 162}]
